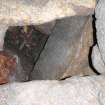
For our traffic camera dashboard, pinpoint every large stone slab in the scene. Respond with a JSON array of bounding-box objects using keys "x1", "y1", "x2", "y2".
[
  {"x1": 30, "y1": 16, "x2": 95, "y2": 80},
  {"x1": 0, "y1": 0, "x2": 96, "y2": 26},
  {"x1": 0, "y1": 75, "x2": 105, "y2": 105}
]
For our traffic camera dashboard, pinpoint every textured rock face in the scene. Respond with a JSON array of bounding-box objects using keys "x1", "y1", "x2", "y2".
[
  {"x1": 31, "y1": 16, "x2": 95, "y2": 80},
  {"x1": 1, "y1": 0, "x2": 104, "y2": 104},
  {"x1": 61, "y1": 16, "x2": 94, "y2": 79},
  {"x1": 0, "y1": 75, "x2": 105, "y2": 105},
  {"x1": 0, "y1": 0, "x2": 96, "y2": 26},
  {"x1": 92, "y1": 0, "x2": 105, "y2": 73},
  {"x1": 0, "y1": 50, "x2": 26, "y2": 84},
  {"x1": 0, "y1": 51, "x2": 16, "y2": 84},
  {"x1": 0, "y1": 0, "x2": 96, "y2": 81}
]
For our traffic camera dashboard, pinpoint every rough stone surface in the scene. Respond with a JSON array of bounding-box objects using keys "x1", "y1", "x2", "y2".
[
  {"x1": 0, "y1": 26, "x2": 27, "y2": 82},
  {"x1": 61, "y1": 16, "x2": 94, "y2": 79},
  {"x1": 0, "y1": 50, "x2": 26, "y2": 84},
  {"x1": 10, "y1": 56, "x2": 27, "y2": 82},
  {"x1": 92, "y1": 0, "x2": 105, "y2": 73},
  {"x1": 0, "y1": 0, "x2": 96, "y2": 81},
  {"x1": 0, "y1": 75, "x2": 105, "y2": 105},
  {"x1": 0, "y1": 0, "x2": 96, "y2": 26},
  {"x1": 31, "y1": 16, "x2": 95, "y2": 80},
  {"x1": 0, "y1": 51, "x2": 17, "y2": 84},
  {"x1": 35, "y1": 21, "x2": 56, "y2": 35}
]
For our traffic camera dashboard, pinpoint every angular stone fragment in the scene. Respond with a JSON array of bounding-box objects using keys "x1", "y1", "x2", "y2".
[
  {"x1": 30, "y1": 16, "x2": 95, "y2": 80},
  {"x1": 0, "y1": 75, "x2": 105, "y2": 105},
  {"x1": 0, "y1": 0, "x2": 96, "y2": 26},
  {"x1": 0, "y1": 51, "x2": 16, "y2": 84},
  {"x1": 61, "y1": 17, "x2": 95, "y2": 79},
  {"x1": 0, "y1": 50, "x2": 26, "y2": 84}
]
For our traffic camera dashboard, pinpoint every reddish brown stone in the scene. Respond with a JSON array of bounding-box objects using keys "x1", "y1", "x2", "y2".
[{"x1": 0, "y1": 51, "x2": 16, "y2": 84}]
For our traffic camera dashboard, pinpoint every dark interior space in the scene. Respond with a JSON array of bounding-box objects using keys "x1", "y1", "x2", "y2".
[{"x1": 4, "y1": 26, "x2": 49, "y2": 80}]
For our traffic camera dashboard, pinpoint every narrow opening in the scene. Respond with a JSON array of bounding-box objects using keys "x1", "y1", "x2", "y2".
[{"x1": 88, "y1": 15, "x2": 100, "y2": 75}]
